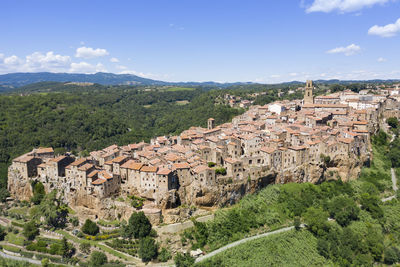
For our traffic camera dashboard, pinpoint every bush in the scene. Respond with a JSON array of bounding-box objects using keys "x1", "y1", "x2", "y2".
[
  {"x1": 384, "y1": 246, "x2": 400, "y2": 265},
  {"x1": 70, "y1": 217, "x2": 79, "y2": 227},
  {"x1": 89, "y1": 251, "x2": 107, "y2": 266},
  {"x1": 215, "y1": 167, "x2": 227, "y2": 175},
  {"x1": 0, "y1": 226, "x2": 6, "y2": 241},
  {"x1": 174, "y1": 252, "x2": 195, "y2": 267},
  {"x1": 30, "y1": 181, "x2": 45, "y2": 205},
  {"x1": 158, "y1": 247, "x2": 172, "y2": 262},
  {"x1": 139, "y1": 236, "x2": 158, "y2": 262},
  {"x1": 23, "y1": 220, "x2": 39, "y2": 241},
  {"x1": 81, "y1": 219, "x2": 99, "y2": 236},
  {"x1": 79, "y1": 242, "x2": 91, "y2": 254}
]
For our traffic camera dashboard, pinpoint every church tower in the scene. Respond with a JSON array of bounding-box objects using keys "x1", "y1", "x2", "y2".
[
  {"x1": 207, "y1": 118, "x2": 215, "y2": 130},
  {"x1": 304, "y1": 80, "x2": 314, "y2": 104}
]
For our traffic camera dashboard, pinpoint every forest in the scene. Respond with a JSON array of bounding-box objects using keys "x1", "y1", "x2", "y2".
[{"x1": 0, "y1": 83, "x2": 245, "y2": 195}]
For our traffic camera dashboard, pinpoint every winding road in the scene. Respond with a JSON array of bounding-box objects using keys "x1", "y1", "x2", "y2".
[
  {"x1": 382, "y1": 168, "x2": 398, "y2": 202},
  {"x1": 194, "y1": 225, "x2": 301, "y2": 263}
]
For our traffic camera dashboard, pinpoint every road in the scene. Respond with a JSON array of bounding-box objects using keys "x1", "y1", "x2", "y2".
[
  {"x1": 194, "y1": 225, "x2": 299, "y2": 263},
  {"x1": 382, "y1": 168, "x2": 398, "y2": 202},
  {"x1": 0, "y1": 250, "x2": 41, "y2": 265}
]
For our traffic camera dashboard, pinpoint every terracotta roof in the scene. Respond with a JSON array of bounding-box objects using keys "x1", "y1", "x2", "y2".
[
  {"x1": 260, "y1": 147, "x2": 276, "y2": 154},
  {"x1": 174, "y1": 162, "x2": 190, "y2": 169},
  {"x1": 112, "y1": 155, "x2": 128, "y2": 163},
  {"x1": 92, "y1": 178, "x2": 106, "y2": 185},
  {"x1": 14, "y1": 155, "x2": 35, "y2": 163},
  {"x1": 338, "y1": 138, "x2": 354, "y2": 144},
  {"x1": 35, "y1": 147, "x2": 54, "y2": 154},
  {"x1": 88, "y1": 170, "x2": 99, "y2": 178},
  {"x1": 193, "y1": 165, "x2": 210, "y2": 174},
  {"x1": 78, "y1": 163, "x2": 94, "y2": 171},
  {"x1": 120, "y1": 160, "x2": 143, "y2": 171},
  {"x1": 67, "y1": 158, "x2": 87, "y2": 167},
  {"x1": 157, "y1": 168, "x2": 172, "y2": 175},
  {"x1": 49, "y1": 155, "x2": 67, "y2": 163},
  {"x1": 140, "y1": 166, "x2": 158, "y2": 173},
  {"x1": 99, "y1": 170, "x2": 113, "y2": 180},
  {"x1": 224, "y1": 158, "x2": 240, "y2": 164}
]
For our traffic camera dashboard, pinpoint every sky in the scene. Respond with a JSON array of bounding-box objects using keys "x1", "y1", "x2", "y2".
[{"x1": 0, "y1": 0, "x2": 399, "y2": 83}]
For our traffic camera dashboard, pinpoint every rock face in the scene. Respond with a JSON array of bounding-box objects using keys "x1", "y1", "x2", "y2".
[{"x1": 7, "y1": 169, "x2": 33, "y2": 201}]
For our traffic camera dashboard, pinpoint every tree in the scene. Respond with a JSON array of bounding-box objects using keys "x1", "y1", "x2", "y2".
[
  {"x1": 31, "y1": 181, "x2": 45, "y2": 205},
  {"x1": 360, "y1": 193, "x2": 383, "y2": 220},
  {"x1": 60, "y1": 237, "x2": 75, "y2": 258},
  {"x1": 294, "y1": 217, "x2": 301, "y2": 231},
  {"x1": 79, "y1": 242, "x2": 91, "y2": 254},
  {"x1": 387, "y1": 117, "x2": 399, "y2": 129},
  {"x1": 158, "y1": 247, "x2": 172, "y2": 262},
  {"x1": 139, "y1": 236, "x2": 158, "y2": 262},
  {"x1": 69, "y1": 217, "x2": 79, "y2": 227},
  {"x1": 0, "y1": 188, "x2": 10, "y2": 202},
  {"x1": 89, "y1": 251, "x2": 107, "y2": 267},
  {"x1": 303, "y1": 207, "x2": 329, "y2": 236},
  {"x1": 32, "y1": 190, "x2": 68, "y2": 228},
  {"x1": 81, "y1": 219, "x2": 99, "y2": 236},
  {"x1": 41, "y1": 258, "x2": 50, "y2": 267},
  {"x1": 327, "y1": 195, "x2": 360, "y2": 227},
  {"x1": 23, "y1": 220, "x2": 39, "y2": 240},
  {"x1": 384, "y1": 246, "x2": 400, "y2": 265},
  {"x1": 0, "y1": 226, "x2": 6, "y2": 241},
  {"x1": 123, "y1": 211, "x2": 152, "y2": 239},
  {"x1": 174, "y1": 252, "x2": 195, "y2": 267}
]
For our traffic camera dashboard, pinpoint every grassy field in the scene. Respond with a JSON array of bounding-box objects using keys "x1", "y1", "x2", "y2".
[{"x1": 195, "y1": 230, "x2": 332, "y2": 267}]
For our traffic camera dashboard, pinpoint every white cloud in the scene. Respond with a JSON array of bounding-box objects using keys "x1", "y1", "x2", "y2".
[
  {"x1": 75, "y1": 46, "x2": 109, "y2": 59},
  {"x1": 368, "y1": 18, "x2": 400, "y2": 37},
  {"x1": 377, "y1": 57, "x2": 387, "y2": 62},
  {"x1": 4, "y1": 55, "x2": 23, "y2": 66},
  {"x1": 327, "y1": 44, "x2": 361, "y2": 56},
  {"x1": 69, "y1": 62, "x2": 107, "y2": 73},
  {"x1": 306, "y1": 0, "x2": 389, "y2": 13},
  {"x1": 270, "y1": 74, "x2": 281, "y2": 78},
  {"x1": 25, "y1": 51, "x2": 71, "y2": 71},
  {"x1": 289, "y1": 72, "x2": 298, "y2": 76},
  {"x1": 110, "y1": 57, "x2": 119, "y2": 63}
]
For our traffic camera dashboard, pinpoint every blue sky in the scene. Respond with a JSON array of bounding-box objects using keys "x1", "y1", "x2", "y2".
[{"x1": 0, "y1": 0, "x2": 399, "y2": 83}]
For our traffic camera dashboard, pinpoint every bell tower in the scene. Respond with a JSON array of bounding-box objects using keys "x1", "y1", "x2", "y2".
[{"x1": 304, "y1": 80, "x2": 314, "y2": 104}]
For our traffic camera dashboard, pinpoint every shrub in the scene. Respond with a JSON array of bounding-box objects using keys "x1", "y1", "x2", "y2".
[
  {"x1": 79, "y1": 242, "x2": 91, "y2": 254},
  {"x1": 0, "y1": 226, "x2": 6, "y2": 241},
  {"x1": 23, "y1": 220, "x2": 39, "y2": 241},
  {"x1": 139, "y1": 236, "x2": 158, "y2": 262},
  {"x1": 90, "y1": 251, "x2": 107, "y2": 266},
  {"x1": 70, "y1": 217, "x2": 79, "y2": 227},
  {"x1": 215, "y1": 167, "x2": 227, "y2": 175},
  {"x1": 384, "y1": 246, "x2": 400, "y2": 265},
  {"x1": 81, "y1": 219, "x2": 99, "y2": 236},
  {"x1": 158, "y1": 247, "x2": 172, "y2": 262},
  {"x1": 174, "y1": 252, "x2": 195, "y2": 267}
]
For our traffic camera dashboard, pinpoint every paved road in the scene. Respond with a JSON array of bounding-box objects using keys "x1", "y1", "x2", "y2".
[
  {"x1": 382, "y1": 168, "x2": 398, "y2": 202},
  {"x1": 195, "y1": 225, "x2": 298, "y2": 263},
  {"x1": 0, "y1": 250, "x2": 42, "y2": 265}
]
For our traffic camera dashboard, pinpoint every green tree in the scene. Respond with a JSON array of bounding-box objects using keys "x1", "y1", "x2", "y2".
[
  {"x1": 360, "y1": 193, "x2": 383, "y2": 220},
  {"x1": 158, "y1": 247, "x2": 172, "y2": 262},
  {"x1": 139, "y1": 236, "x2": 158, "y2": 262},
  {"x1": 79, "y1": 242, "x2": 91, "y2": 254},
  {"x1": 81, "y1": 219, "x2": 99, "y2": 236},
  {"x1": 0, "y1": 226, "x2": 6, "y2": 241},
  {"x1": 123, "y1": 211, "x2": 152, "y2": 239},
  {"x1": 327, "y1": 195, "x2": 360, "y2": 226},
  {"x1": 89, "y1": 251, "x2": 107, "y2": 267},
  {"x1": 60, "y1": 236, "x2": 74, "y2": 258},
  {"x1": 32, "y1": 190, "x2": 69, "y2": 228},
  {"x1": 0, "y1": 188, "x2": 10, "y2": 202},
  {"x1": 294, "y1": 217, "x2": 301, "y2": 231},
  {"x1": 23, "y1": 220, "x2": 39, "y2": 240},
  {"x1": 31, "y1": 181, "x2": 45, "y2": 205},
  {"x1": 303, "y1": 207, "x2": 329, "y2": 236},
  {"x1": 174, "y1": 252, "x2": 195, "y2": 267},
  {"x1": 384, "y1": 246, "x2": 400, "y2": 265},
  {"x1": 387, "y1": 117, "x2": 399, "y2": 129},
  {"x1": 69, "y1": 217, "x2": 79, "y2": 227}
]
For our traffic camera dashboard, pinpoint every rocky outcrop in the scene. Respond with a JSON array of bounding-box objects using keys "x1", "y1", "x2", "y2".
[{"x1": 7, "y1": 169, "x2": 32, "y2": 201}]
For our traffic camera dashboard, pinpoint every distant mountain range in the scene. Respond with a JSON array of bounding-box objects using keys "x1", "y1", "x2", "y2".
[
  {"x1": 0, "y1": 72, "x2": 399, "y2": 90},
  {"x1": 0, "y1": 72, "x2": 251, "y2": 88}
]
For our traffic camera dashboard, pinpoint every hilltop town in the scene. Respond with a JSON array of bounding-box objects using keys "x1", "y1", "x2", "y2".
[{"x1": 7, "y1": 81, "x2": 400, "y2": 223}]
